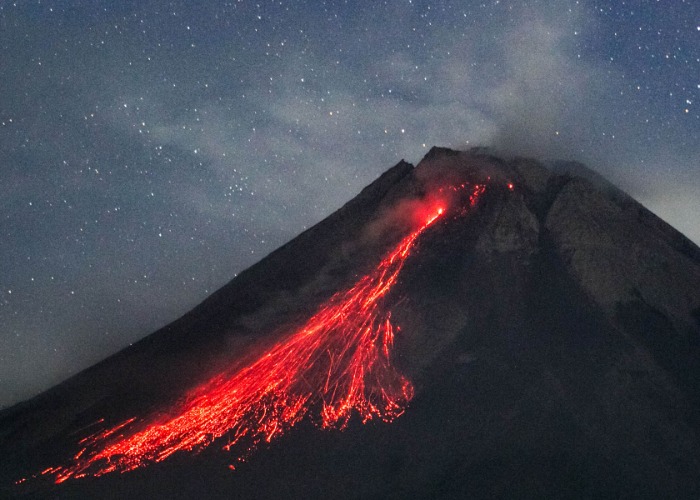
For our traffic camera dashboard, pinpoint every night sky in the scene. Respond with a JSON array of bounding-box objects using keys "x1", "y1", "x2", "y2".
[{"x1": 1, "y1": 0, "x2": 698, "y2": 409}]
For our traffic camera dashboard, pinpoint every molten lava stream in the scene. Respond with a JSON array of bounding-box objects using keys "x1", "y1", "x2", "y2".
[{"x1": 39, "y1": 186, "x2": 484, "y2": 484}]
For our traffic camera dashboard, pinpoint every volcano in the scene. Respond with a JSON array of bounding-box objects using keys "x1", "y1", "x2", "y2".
[{"x1": 2, "y1": 147, "x2": 700, "y2": 499}]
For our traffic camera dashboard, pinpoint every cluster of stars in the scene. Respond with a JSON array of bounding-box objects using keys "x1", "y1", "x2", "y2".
[{"x1": 0, "y1": 0, "x2": 697, "y2": 409}]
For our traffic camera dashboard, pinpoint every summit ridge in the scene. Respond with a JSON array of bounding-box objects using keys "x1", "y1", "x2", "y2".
[{"x1": 2, "y1": 147, "x2": 699, "y2": 499}]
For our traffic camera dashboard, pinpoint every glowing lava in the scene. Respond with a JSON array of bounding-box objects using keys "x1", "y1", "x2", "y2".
[{"x1": 36, "y1": 185, "x2": 486, "y2": 484}]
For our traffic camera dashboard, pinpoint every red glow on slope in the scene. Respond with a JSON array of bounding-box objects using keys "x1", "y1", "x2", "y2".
[{"x1": 36, "y1": 185, "x2": 486, "y2": 484}]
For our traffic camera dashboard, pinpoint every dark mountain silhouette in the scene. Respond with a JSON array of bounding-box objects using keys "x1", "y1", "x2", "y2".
[{"x1": 2, "y1": 147, "x2": 699, "y2": 499}]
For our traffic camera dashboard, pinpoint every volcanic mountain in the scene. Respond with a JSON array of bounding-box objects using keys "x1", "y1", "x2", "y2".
[{"x1": 2, "y1": 147, "x2": 700, "y2": 498}]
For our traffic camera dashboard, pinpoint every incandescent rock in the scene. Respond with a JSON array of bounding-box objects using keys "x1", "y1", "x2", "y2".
[{"x1": 1, "y1": 146, "x2": 699, "y2": 499}]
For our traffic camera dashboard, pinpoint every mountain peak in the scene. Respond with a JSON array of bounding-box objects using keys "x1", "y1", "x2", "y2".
[{"x1": 2, "y1": 147, "x2": 700, "y2": 498}]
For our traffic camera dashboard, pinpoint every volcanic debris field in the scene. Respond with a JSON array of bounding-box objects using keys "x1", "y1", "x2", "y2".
[{"x1": 2, "y1": 147, "x2": 700, "y2": 499}]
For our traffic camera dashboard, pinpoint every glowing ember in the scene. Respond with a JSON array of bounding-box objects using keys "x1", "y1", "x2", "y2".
[{"x1": 35, "y1": 184, "x2": 485, "y2": 484}]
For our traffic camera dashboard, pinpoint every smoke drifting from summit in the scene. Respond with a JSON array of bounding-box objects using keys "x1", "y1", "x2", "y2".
[{"x1": 1, "y1": 1, "x2": 697, "y2": 409}]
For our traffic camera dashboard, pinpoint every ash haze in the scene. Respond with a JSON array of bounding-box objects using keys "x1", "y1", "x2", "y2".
[{"x1": 0, "y1": 1, "x2": 698, "y2": 409}]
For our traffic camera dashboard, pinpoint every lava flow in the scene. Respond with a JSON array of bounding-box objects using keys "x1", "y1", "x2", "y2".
[{"x1": 36, "y1": 185, "x2": 486, "y2": 484}]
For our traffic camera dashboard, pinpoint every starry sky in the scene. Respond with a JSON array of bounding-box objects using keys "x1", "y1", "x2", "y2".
[{"x1": 1, "y1": 0, "x2": 698, "y2": 409}]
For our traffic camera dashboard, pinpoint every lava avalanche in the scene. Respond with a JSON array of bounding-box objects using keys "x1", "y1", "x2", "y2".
[{"x1": 36, "y1": 184, "x2": 486, "y2": 484}]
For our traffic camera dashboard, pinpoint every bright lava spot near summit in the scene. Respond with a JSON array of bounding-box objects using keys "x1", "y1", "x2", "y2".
[{"x1": 32, "y1": 184, "x2": 487, "y2": 485}]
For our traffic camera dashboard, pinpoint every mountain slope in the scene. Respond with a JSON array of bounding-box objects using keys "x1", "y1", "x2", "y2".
[{"x1": 2, "y1": 147, "x2": 699, "y2": 498}]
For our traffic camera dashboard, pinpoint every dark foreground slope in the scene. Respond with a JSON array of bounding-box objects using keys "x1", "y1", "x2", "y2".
[{"x1": 2, "y1": 147, "x2": 699, "y2": 499}]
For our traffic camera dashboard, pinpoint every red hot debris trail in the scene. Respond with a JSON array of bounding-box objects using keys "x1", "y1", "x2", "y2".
[{"x1": 36, "y1": 183, "x2": 487, "y2": 484}]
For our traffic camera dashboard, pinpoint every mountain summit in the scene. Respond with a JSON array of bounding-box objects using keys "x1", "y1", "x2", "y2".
[{"x1": 2, "y1": 147, "x2": 700, "y2": 498}]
